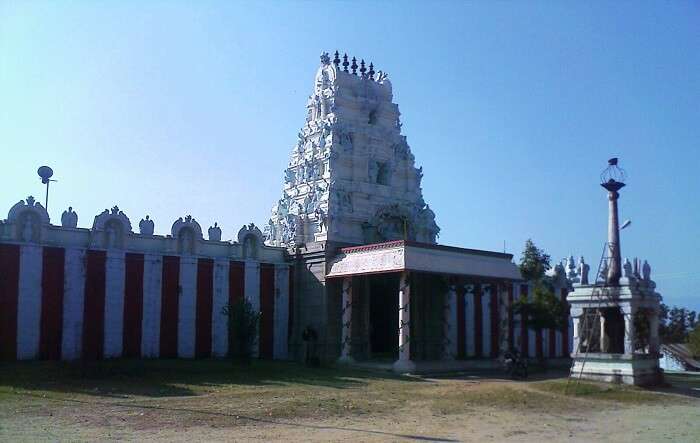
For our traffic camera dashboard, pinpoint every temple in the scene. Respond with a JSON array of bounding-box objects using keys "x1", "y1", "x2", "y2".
[{"x1": 0, "y1": 53, "x2": 660, "y2": 382}]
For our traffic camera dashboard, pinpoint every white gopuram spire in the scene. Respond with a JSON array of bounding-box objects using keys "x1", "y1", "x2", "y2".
[{"x1": 264, "y1": 51, "x2": 439, "y2": 247}]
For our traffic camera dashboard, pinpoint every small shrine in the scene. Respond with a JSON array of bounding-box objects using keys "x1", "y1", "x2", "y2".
[{"x1": 568, "y1": 159, "x2": 662, "y2": 385}]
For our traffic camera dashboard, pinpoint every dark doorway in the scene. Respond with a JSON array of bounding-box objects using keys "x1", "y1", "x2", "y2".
[
  {"x1": 601, "y1": 307, "x2": 625, "y2": 354},
  {"x1": 369, "y1": 273, "x2": 399, "y2": 359}
]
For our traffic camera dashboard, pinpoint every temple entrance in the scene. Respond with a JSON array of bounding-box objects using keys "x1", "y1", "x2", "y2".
[{"x1": 369, "y1": 273, "x2": 399, "y2": 359}]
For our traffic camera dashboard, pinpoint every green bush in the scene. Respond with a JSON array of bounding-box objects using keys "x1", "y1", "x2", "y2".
[{"x1": 222, "y1": 299, "x2": 261, "y2": 364}]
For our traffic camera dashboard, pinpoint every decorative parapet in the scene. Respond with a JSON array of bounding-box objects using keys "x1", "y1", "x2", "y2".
[
  {"x1": 238, "y1": 223, "x2": 264, "y2": 259},
  {"x1": 0, "y1": 196, "x2": 288, "y2": 263},
  {"x1": 92, "y1": 206, "x2": 133, "y2": 249},
  {"x1": 171, "y1": 215, "x2": 203, "y2": 255},
  {"x1": 6, "y1": 196, "x2": 50, "y2": 242}
]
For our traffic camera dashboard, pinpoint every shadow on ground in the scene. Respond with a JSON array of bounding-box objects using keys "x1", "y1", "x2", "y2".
[{"x1": 0, "y1": 359, "x2": 421, "y2": 399}]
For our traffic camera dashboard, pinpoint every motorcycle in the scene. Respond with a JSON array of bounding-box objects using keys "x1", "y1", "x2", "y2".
[{"x1": 503, "y1": 349, "x2": 528, "y2": 379}]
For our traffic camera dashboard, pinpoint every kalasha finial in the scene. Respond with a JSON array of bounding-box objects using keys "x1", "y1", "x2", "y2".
[
  {"x1": 368, "y1": 62, "x2": 375, "y2": 80},
  {"x1": 320, "y1": 52, "x2": 331, "y2": 66},
  {"x1": 333, "y1": 51, "x2": 340, "y2": 68},
  {"x1": 359, "y1": 59, "x2": 366, "y2": 78},
  {"x1": 342, "y1": 53, "x2": 349, "y2": 72},
  {"x1": 351, "y1": 57, "x2": 358, "y2": 75}
]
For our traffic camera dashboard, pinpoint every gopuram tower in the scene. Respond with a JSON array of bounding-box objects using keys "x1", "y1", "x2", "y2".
[
  {"x1": 264, "y1": 52, "x2": 440, "y2": 361},
  {"x1": 264, "y1": 52, "x2": 439, "y2": 248}
]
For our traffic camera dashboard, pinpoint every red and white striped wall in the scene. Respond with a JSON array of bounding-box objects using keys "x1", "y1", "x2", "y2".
[
  {"x1": 454, "y1": 282, "x2": 573, "y2": 360},
  {"x1": 0, "y1": 243, "x2": 290, "y2": 361}
]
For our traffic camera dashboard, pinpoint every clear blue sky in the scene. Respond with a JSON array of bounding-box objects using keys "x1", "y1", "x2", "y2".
[{"x1": 1, "y1": 1, "x2": 698, "y2": 311}]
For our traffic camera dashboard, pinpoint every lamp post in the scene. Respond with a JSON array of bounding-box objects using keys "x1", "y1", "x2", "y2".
[
  {"x1": 600, "y1": 158, "x2": 626, "y2": 286},
  {"x1": 37, "y1": 166, "x2": 55, "y2": 212}
]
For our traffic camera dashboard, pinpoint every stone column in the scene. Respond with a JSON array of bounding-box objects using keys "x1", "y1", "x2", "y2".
[
  {"x1": 570, "y1": 307, "x2": 582, "y2": 356},
  {"x1": 624, "y1": 308, "x2": 636, "y2": 355},
  {"x1": 338, "y1": 276, "x2": 354, "y2": 363},
  {"x1": 600, "y1": 314, "x2": 609, "y2": 353},
  {"x1": 393, "y1": 271, "x2": 416, "y2": 373},
  {"x1": 443, "y1": 284, "x2": 457, "y2": 360}
]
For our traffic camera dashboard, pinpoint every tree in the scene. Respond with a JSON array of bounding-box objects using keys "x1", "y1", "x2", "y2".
[
  {"x1": 519, "y1": 239, "x2": 551, "y2": 281},
  {"x1": 513, "y1": 240, "x2": 567, "y2": 359},
  {"x1": 659, "y1": 302, "x2": 698, "y2": 344},
  {"x1": 222, "y1": 299, "x2": 261, "y2": 364},
  {"x1": 688, "y1": 324, "x2": 700, "y2": 357}
]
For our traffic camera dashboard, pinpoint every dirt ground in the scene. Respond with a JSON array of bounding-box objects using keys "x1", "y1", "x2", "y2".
[{"x1": 0, "y1": 360, "x2": 698, "y2": 442}]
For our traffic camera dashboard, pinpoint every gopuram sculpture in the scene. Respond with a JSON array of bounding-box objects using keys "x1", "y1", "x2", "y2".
[{"x1": 264, "y1": 51, "x2": 439, "y2": 247}]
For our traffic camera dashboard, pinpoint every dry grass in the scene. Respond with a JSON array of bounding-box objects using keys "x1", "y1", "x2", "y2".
[{"x1": 0, "y1": 360, "x2": 697, "y2": 441}]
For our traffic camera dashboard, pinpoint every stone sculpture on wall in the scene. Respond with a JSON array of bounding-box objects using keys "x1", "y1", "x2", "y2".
[
  {"x1": 208, "y1": 222, "x2": 222, "y2": 241},
  {"x1": 238, "y1": 223, "x2": 264, "y2": 259},
  {"x1": 61, "y1": 207, "x2": 78, "y2": 228},
  {"x1": 172, "y1": 215, "x2": 203, "y2": 255},
  {"x1": 93, "y1": 206, "x2": 132, "y2": 249},
  {"x1": 7, "y1": 196, "x2": 50, "y2": 243},
  {"x1": 138, "y1": 215, "x2": 154, "y2": 235}
]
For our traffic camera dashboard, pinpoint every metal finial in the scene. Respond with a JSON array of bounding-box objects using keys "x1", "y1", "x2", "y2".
[
  {"x1": 359, "y1": 59, "x2": 366, "y2": 78},
  {"x1": 342, "y1": 53, "x2": 349, "y2": 72},
  {"x1": 333, "y1": 51, "x2": 340, "y2": 68},
  {"x1": 351, "y1": 57, "x2": 357, "y2": 75},
  {"x1": 368, "y1": 62, "x2": 375, "y2": 80}
]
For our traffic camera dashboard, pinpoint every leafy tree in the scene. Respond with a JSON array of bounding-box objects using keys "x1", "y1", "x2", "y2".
[
  {"x1": 222, "y1": 299, "x2": 261, "y2": 365},
  {"x1": 519, "y1": 239, "x2": 551, "y2": 281},
  {"x1": 513, "y1": 240, "x2": 566, "y2": 359},
  {"x1": 659, "y1": 302, "x2": 698, "y2": 344},
  {"x1": 688, "y1": 324, "x2": 700, "y2": 357}
]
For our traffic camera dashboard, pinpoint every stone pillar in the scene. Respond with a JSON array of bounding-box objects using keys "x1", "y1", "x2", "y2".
[
  {"x1": 570, "y1": 308, "x2": 582, "y2": 356},
  {"x1": 600, "y1": 314, "x2": 609, "y2": 353},
  {"x1": 624, "y1": 308, "x2": 636, "y2": 355},
  {"x1": 443, "y1": 284, "x2": 457, "y2": 360},
  {"x1": 338, "y1": 276, "x2": 354, "y2": 363},
  {"x1": 393, "y1": 271, "x2": 416, "y2": 373}
]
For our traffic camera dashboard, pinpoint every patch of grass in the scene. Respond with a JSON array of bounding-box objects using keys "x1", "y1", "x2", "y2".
[
  {"x1": 533, "y1": 379, "x2": 666, "y2": 404},
  {"x1": 430, "y1": 385, "x2": 561, "y2": 415}
]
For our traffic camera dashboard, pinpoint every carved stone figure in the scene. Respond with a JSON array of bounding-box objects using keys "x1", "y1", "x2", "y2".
[
  {"x1": 61, "y1": 207, "x2": 78, "y2": 228},
  {"x1": 566, "y1": 256, "x2": 577, "y2": 280},
  {"x1": 139, "y1": 215, "x2": 154, "y2": 235},
  {"x1": 642, "y1": 260, "x2": 651, "y2": 281},
  {"x1": 579, "y1": 257, "x2": 590, "y2": 285},
  {"x1": 623, "y1": 258, "x2": 633, "y2": 278},
  {"x1": 208, "y1": 222, "x2": 222, "y2": 242}
]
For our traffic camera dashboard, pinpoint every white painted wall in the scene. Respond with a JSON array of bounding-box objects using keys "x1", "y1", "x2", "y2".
[
  {"x1": 61, "y1": 248, "x2": 86, "y2": 360},
  {"x1": 212, "y1": 259, "x2": 229, "y2": 357},
  {"x1": 17, "y1": 245, "x2": 43, "y2": 360},
  {"x1": 178, "y1": 257, "x2": 197, "y2": 358},
  {"x1": 104, "y1": 250, "x2": 126, "y2": 358},
  {"x1": 141, "y1": 254, "x2": 162, "y2": 357}
]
